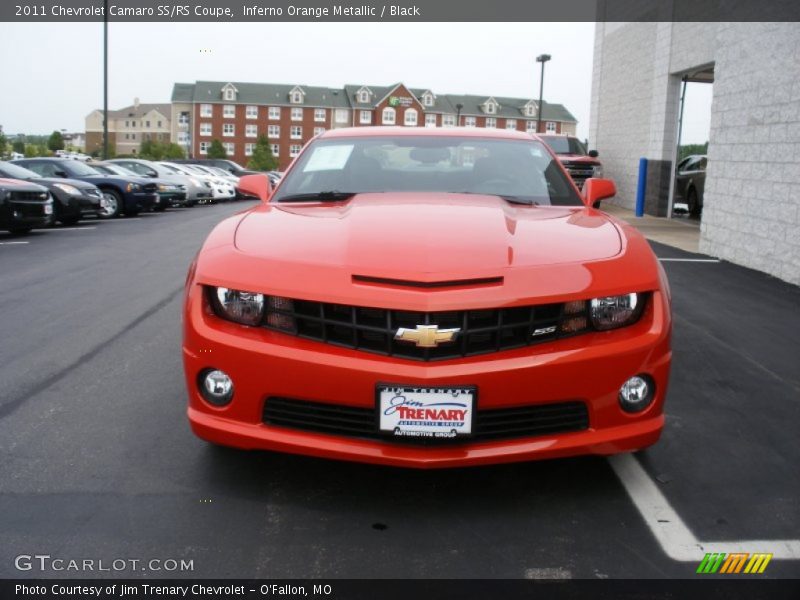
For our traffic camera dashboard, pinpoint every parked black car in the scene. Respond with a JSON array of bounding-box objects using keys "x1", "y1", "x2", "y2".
[
  {"x1": 675, "y1": 154, "x2": 707, "y2": 216},
  {"x1": 12, "y1": 158, "x2": 157, "y2": 218},
  {"x1": 173, "y1": 158, "x2": 259, "y2": 178},
  {"x1": 91, "y1": 162, "x2": 181, "y2": 211},
  {"x1": 0, "y1": 161, "x2": 103, "y2": 225},
  {"x1": 0, "y1": 178, "x2": 53, "y2": 234}
]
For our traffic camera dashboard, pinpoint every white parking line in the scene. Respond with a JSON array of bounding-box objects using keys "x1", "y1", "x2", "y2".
[
  {"x1": 0, "y1": 241, "x2": 30, "y2": 245},
  {"x1": 608, "y1": 453, "x2": 800, "y2": 560},
  {"x1": 43, "y1": 227, "x2": 96, "y2": 232},
  {"x1": 96, "y1": 218, "x2": 142, "y2": 223},
  {"x1": 658, "y1": 258, "x2": 720, "y2": 263}
]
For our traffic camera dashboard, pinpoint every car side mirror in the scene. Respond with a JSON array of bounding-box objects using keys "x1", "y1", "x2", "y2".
[
  {"x1": 238, "y1": 173, "x2": 273, "y2": 202},
  {"x1": 582, "y1": 178, "x2": 616, "y2": 209},
  {"x1": 588, "y1": 150, "x2": 599, "y2": 158}
]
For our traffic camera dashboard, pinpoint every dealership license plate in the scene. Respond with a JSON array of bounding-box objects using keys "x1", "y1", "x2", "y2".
[{"x1": 377, "y1": 385, "x2": 475, "y2": 440}]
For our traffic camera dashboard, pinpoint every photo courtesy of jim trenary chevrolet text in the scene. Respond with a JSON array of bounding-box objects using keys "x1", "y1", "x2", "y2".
[{"x1": 1, "y1": 1, "x2": 799, "y2": 599}]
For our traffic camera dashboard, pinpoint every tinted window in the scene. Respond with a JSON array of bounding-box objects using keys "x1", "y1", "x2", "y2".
[
  {"x1": 0, "y1": 162, "x2": 40, "y2": 179},
  {"x1": 541, "y1": 136, "x2": 588, "y2": 156},
  {"x1": 61, "y1": 161, "x2": 102, "y2": 177},
  {"x1": 273, "y1": 136, "x2": 583, "y2": 207}
]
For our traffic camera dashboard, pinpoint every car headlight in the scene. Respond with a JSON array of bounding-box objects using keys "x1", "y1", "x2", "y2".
[
  {"x1": 590, "y1": 293, "x2": 644, "y2": 331},
  {"x1": 126, "y1": 182, "x2": 142, "y2": 192},
  {"x1": 592, "y1": 165, "x2": 604, "y2": 178},
  {"x1": 53, "y1": 183, "x2": 80, "y2": 195},
  {"x1": 210, "y1": 287, "x2": 265, "y2": 326}
]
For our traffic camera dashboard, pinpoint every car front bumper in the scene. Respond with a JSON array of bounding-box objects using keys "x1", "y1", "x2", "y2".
[{"x1": 183, "y1": 288, "x2": 671, "y2": 468}]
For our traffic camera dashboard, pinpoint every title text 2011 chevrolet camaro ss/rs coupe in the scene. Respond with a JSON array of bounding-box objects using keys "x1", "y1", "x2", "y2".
[{"x1": 183, "y1": 127, "x2": 672, "y2": 468}]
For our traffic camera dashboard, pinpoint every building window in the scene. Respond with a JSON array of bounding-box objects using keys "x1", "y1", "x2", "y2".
[
  {"x1": 199, "y1": 122, "x2": 212, "y2": 136},
  {"x1": 506, "y1": 119, "x2": 517, "y2": 130},
  {"x1": 291, "y1": 91, "x2": 303, "y2": 104},
  {"x1": 199, "y1": 141, "x2": 209, "y2": 155},
  {"x1": 125, "y1": 120, "x2": 129, "y2": 128},
  {"x1": 271, "y1": 144, "x2": 280, "y2": 157},
  {"x1": 223, "y1": 105, "x2": 236, "y2": 118},
  {"x1": 382, "y1": 107, "x2": 396, "y2": 125},
  {"x1": 268, "y1": 125, "x2": 280, "y2": 138},
  {"x1": 422, "y1": 93, "x2": 434, "y2": 107},
  {"x1": 145, "y1": 120, "x2": 151, "y2": 127},
  {"x1": 464, "y1": 116, "x2": 476, "y2": 127},
  {"x1": 245, "y1": 124, "x2": 258, "y2": 137},
  {"x1": 425, "y1": 114, "x2": 437, "y2": 127},
  {"x1": 358, "y1": 90, "x2": 370, "y2": 103},
  {"x1": 526, "y1": 121, "x2": 537, "y2": 132},
  {"x1": 246, "y1": 105, "x2": 258, "y2": 119},
  {"x1": 178, "y1": 113, "x2": 189, "y2": 126},
  {"x1": 177, "y1": 132, "x2": 189, "y2": 144},
  {"x1": 404, "y1": 108, "x2": 418, "y2": 126},
  {"x1": 268, "y1": 106, "x2": 280, "y2": 120},
  {"x1": 314, "y1": 127, "x2": 325, "y2": 136},
  {"x1": 157, "y1": 120, "x2": 162, "y2": 128},
  {"x1": 224, "y1": 142, "x2": 235, "y2": 155},
  {"x1": 525, "y1": 105, "x2": 536, "y2": 117},
  {"x1": 290, "y1": 144, "x2": 301, "y2": 157},
  {"x1": 485, "y1": 118, "x2": 497, "y2": 128},
  {"x1": 291, "y1": 107, "x2": 303, "y2": 121},
  {"x1": 546, "y1": 121, "x2": 557, "y2": 133},
  {"x1": 224, "y1": 88, "x2": 236, "y2": 101},
  {"x1": 200, "y1": 104, "x2": 212, "y2": 117},
  {"x1": 360, "y1": 110, "x2": 371, "y2": 125},
  {"x1": 485, "y1": 103, "x2": 496, "y2": 114},
  {"x1": 245, "y1": 143, "x2": 255, "y2": 156},
  {"x1": 335, "y1": 109, "x2": 349, "y2": 124},
  {"x1": 290, "y1": 126, "x2": 302, "y2": 139},
  {"x1": 442, "y1": 114, "x2": 455, "y2": 128},
  {"x1": 314, "y1": 108, "x2": 326, "y2": 122},
  {"x1": 223, "y1": 123, "x2": 235, "y2": 137}
]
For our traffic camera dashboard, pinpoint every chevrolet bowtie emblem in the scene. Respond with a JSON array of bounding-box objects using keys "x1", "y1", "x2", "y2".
[{"x1": 394, "y1": 325, "x2": 460, "y2": 348}]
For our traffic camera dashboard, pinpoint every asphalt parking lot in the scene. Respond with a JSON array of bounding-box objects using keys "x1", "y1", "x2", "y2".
[{"x1": 1, "y1": 204, "x2": 798, "y2": 580}]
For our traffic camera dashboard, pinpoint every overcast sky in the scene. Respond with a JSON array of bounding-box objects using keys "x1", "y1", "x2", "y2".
[{"x1": 0, "y1": 22, "x2": 711, "y2": 144}]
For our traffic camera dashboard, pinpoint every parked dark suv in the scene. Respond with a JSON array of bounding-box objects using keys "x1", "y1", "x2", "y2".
[
  {"x1": 0, "y1": 161, "x2": 103, "y2": 224},
  {"x1": 0, "y1": 178, "x2": 53, "y2": 234},
  {"x1": 539, "y1": 135, "x2": 603, "y2": 191},
  {"x1": 12, "y1": 158, "x2": 157, "y2": 218}
]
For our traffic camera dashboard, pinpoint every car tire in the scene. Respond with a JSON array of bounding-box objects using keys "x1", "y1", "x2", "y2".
[
  {"x1": 153, "y1": 204, "x2": 167, "y2": 212},
  {"x1": 99, "y1": 190, "x2": 122, "y2": 219},
  {"x1": 687, "y1": 188, "x2": 701, "y2": 217},
  {"x1": 8, "y1": 225, "x2": 33, "y2": 235}
]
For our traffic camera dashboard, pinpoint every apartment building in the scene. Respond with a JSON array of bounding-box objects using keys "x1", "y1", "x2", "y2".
[
  {"x1": 85, "y1": 99, "x2": 171, "y2": 155},
  {"x1": 171, "y1": 81, "x2": 578, "y2": 170}
]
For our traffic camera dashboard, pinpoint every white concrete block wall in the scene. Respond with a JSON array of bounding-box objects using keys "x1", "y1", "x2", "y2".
[{"x1": 701, "y1": 22, "x2": 800, "y2": 285}]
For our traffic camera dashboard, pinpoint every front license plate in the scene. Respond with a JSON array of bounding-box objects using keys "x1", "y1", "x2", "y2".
[{"x1": 377, "y1": 385, "x2": 475, "y2": 440}]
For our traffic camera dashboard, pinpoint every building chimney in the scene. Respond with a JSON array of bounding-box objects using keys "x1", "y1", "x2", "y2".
[{"x1": 134, "y1": 97, "x2": 140, "y2": 109}]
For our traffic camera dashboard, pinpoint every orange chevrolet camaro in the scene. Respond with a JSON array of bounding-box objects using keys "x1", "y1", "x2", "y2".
[{"x1": 182, "y1": 127, "x2": 672, "y2": 468}]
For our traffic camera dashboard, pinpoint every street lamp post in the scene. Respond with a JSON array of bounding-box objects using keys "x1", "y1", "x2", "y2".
[
  {"x1": 536, "y1": 54, "x2": 551, "y2": 134},
  {"x1": 455, "y1": 103, "x2": 463, "y2": 127}
]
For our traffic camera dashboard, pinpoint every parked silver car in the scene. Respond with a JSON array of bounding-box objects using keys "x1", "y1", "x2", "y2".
[{"x1": 110, "y1": 159, "x2": 211, "y2": 206}]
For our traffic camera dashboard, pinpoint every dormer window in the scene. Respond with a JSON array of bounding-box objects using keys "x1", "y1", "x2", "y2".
[
  {"x1": 224, "y1": 88, "x2": 235, "y2": 101},
  {"x1": 422, "y1": 92, "x2": 434, "y2": 107},
  {"x1": 358, "y1": 90, "x2": 370, "y2": 103},
  {"x1": 221, "y1": 83, "x2": 238, "y2": 102},
  {"x1": 486, "y1": 103, "x2": 496, "y2": 114},
  {"x1": 524, "y1": 103, "x2": 537, "y2": 117},
  {"x1": 289, "y1": 86, "x2": 306, "y2": 104}
]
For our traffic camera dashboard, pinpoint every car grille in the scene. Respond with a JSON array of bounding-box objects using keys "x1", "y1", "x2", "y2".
[
  {"x1": 9, "y1": 191, "x2": 48, "y2": 202},
  {"x1": 562, "y1": 162, "x2": 597, "y2": 189},
  {"x1": 262, "y1": 397, "x2": 589, "y2": 444},
  {"x1": 263, "y1": 298, "x2": 586, "y2": 361},
  {"x1": 141, "y1": 183, "x2": 158, "y2": 193}
]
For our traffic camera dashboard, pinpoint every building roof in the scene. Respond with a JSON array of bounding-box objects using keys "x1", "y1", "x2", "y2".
[{"x1": 170, "y1": 82, "x2": 578, "y2": 123}]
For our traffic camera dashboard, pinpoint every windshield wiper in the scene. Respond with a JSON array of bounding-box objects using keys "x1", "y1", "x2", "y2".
[
  {"x1": 277, "y1": 191, "x2": 356, "y2": 203},
  {"x1": 454, "y1": 191, "x2": 539, "y2": 206}
]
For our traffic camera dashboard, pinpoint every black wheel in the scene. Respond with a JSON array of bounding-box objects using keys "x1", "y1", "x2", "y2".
[
  {"x1": 185, "y1": 199, "x2": 196, "y2": 208},
  {"x1": 153, "y1": 204, "x2": 167, "y2": 212},
  {"x1": 59, "y1": 215, "x2": 80, "y2": 226},
  {"x1": 8, "y1": 225, "x2": 33, "y2": 235},
  {"x1": 687, "y1": 187, "x2": 701, "y2": 217},
  {"x1": 99, "y1": 190, "x2": 122, "y2": 219}
]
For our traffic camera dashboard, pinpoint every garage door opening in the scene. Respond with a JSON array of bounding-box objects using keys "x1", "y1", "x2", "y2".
[{"x1": 668, "y1": 65, "x2": 714, "y2": 223}]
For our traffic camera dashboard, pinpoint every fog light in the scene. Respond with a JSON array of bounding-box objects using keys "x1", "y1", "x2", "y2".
[
  {"x1": 199, "y1": 369, "x2": 234, "y2": 406},
  {"x1": 619, "y1": 375, "x2": 654, "y2": 413}
]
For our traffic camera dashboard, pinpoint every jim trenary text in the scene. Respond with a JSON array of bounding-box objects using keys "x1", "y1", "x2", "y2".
[{"x1": 15, "y1": 584, "x2": 333, "y2": 598}]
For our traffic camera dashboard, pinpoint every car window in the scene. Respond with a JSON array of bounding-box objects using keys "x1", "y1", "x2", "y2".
[
  {"x1": 541, "y1": 136, "x2": 588, "y2": 156},
  {"x1": 23, "y1": 161, "x2": 59, "y2": 177},
  {"x1": 61, "y1": 161, "x2": 102, "y2": 177},
  {"x1": 0, "y1": 162, "x2": 41, "y2": 179},
  {"x1": 274, "y1": 136, "x2": 583, "y2": 207}
]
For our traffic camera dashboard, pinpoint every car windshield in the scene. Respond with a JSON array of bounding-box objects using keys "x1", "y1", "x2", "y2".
[
  {"x1": 97, "y1": 164, "x2": 138, "y2": 177},
  {"x1": 63, "y1": 161, "x2": 102, "y2": 177},
  {"x1": 272, "y1": 135, "x2": 583, "y2": 206},
  {"x1": 158, "y1": 164, "x2": 178, "y2": 174},
  {"x1": 209, "y1": 167, "x2": 231, "y2": 177},
  {"x1": 0, "y1": 161, "x2": 41, "y2": 179},
  {"x1": 540, "y1": 136, "x2": 588, "y2": 155}
]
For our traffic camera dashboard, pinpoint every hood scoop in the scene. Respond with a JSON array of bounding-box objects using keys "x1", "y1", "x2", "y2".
[{"x1": 352, "y1": 274, "x2": 504, "y2": 289}]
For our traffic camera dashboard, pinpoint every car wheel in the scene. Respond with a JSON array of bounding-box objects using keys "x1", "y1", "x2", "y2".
[
  {"x1": 153, "y1": 204, "x2": 167, "y2": 212},
  {"x1": 99, "y1": 190, "x2": 122, "y2": 219},
  {"x1": 185, "y1": 200, "x2": 196, "y2": 208},
  {"x1": 8, "y1": 225, "x2": 33, "y2": 235},
  {"x1": 687, "y1": 188, "x2": 701, "y2": 217}
]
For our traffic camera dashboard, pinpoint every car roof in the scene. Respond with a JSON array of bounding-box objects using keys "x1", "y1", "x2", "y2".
[{"x1": 319, "y1": 126, "x2": 537, "y2": 142}]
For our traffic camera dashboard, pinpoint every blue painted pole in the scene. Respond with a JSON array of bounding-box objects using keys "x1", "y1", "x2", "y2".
[{"x1": 635, "y1": 158, "x2": 648, "y2": 217}]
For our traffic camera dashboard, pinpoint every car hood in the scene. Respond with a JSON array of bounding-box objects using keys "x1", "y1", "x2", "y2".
[
  {"x1": 234, "y1": 194, "x2": 621, "y2": 275},
  {"x1": 0, "y1": 177, "x2": 49, "y2": 192},
  {"x1": 557, "y1": 155, "x2": 599, "y2": 165},
  {"x1": 35, "y1": 177, "x2": 99, "y2": 191}
]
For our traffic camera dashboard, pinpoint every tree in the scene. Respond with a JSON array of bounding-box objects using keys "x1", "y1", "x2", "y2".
[
  {"x1": 0, "y1": 132, "x2": 7, "y2": 157},
  {"x1": 678, "y1": 142, "x2": 708, "y2": 162},
  {"x1": 48, "y1": 131, "x2": 65, "y2": 152},
  {"x1": 163, "y1": 143, "x2": 186, "y2": 159},
  {"x1": 247, "y1": 135, "x2": 278, "y2": 171},
  {"x1": 207, "y1": 139, "x2": 227, "y2": 159},
  {"x1": 12, "y1": 139, "x2": 25, "y2": 154}
]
